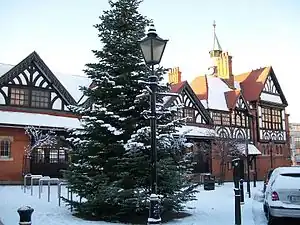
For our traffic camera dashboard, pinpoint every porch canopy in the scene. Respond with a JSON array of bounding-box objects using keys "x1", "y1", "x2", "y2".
[{"x1": 236, "y1": 143, "x2": 261, "y2": 156}]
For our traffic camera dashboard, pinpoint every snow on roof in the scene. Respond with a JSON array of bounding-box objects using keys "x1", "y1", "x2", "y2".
[
  {"x1": 236, "y1": 143, "x2": 261, "y2": 155},
  {"x1": 0, "y1": 63, "x2": 13, "y2": 76},
  {"x1": 0, "y1": 63, "x2": 91, "y2": 103},
  {"x1": 206, "y1": 76, "x2": 231, "y2": 111},
  {"x1": 54, "y1": 72, "x2": 91, "y2": 103},
  {"x1": 175, "y1": 125, "x2": 216, "y2": 137},
  {"x1": 0, "y1": 110, "x2": 81, "y2": 129},
  {"x1": 234, "y1": 80, "x2": 240, "y2": 89}
]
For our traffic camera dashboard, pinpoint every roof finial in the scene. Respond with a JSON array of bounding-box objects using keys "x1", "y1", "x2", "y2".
[{"x1": 212, "y1": 20, "x2": 222, "y2": 52}]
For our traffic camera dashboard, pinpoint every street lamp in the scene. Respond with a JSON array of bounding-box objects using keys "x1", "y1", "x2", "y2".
[{"x1": 139, "y1": 24, "x2": 168, "y2": 225}]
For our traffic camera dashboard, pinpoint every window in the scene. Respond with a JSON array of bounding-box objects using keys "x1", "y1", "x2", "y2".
[
  {"x1": 9, "y1": 87, "x2": 50, "y2": 109},
  {"x1": 0, "y1": 139, "x2": 11, "y2": 159},
  {"x1": 276, "y1": 145, "x2": 279, "y2": 155},
  {"x1": 10, "y1": 88, "x2": 29, "y2": 106},
  {"x1": 31, "y1": 90, "x2": 50, "y2": 108},
  {"x1": 222, "y1": 113, "x2": 230, "y2": 126},
  {"x1": 212, "y1": 112, "x2": 221, "y2": 125},
  {"x1": 261, "y1": 107, "x2": 282, "y2": 130},
  {"x1": 175, "y1": 109, "x2": 183, "y2": 120},
  {"x1": 262, "y1": 144, "x2": 270, "y2": 156},
  {"x1": 236, "y1": 114, "x2": 241, "y2": 126},
  {"x1": 184, "y1": 108, "x2": 195, "y2": 122},
  {"x1": 32, "y1": 147, "x2": 68, "y2": 164},
  {"x1": 295, "y1": 137, "x2": 300, "y2": 148},
  {"x1": 279, "y1": 146, "x2": 283, "y2": 155}
]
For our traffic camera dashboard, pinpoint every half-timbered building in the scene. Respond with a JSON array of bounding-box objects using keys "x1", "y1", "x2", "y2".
[
  {"x1": 0, "y1": 51, "x2": 90, "y2": 183},
  {"x1": 0, "y1": 24, "x2": 291, "y2": 183},
  {"x1": 164, "y1": 71, "x2": 215, "y2": 174},
  {"x1": 167, "y1": 23, "x2": 291, "y2": 181}
]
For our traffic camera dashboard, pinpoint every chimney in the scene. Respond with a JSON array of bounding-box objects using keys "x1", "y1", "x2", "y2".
[
  {"x1": 168, "y1": 67, "x2": 182, "y2": 84},
  {"x1": 216, "y1": 51, "x2": 234, "y2": 88}
]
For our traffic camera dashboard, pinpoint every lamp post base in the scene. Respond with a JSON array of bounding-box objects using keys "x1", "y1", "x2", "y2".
[{"x1": 148, "y1": 194, "x2": 161, "y2": 225}]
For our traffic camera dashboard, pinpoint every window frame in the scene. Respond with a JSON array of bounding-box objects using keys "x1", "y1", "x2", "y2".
[
  {"x1": 261, "y1": 106, "x2": 283, "y2": 130},
  {"x1": 8, "y1": 86, "x2": 51, "y2": 109},
  {"x1": 183, "y1": 107, "x2": 196, "y2": 123},
  {"x1": 9, "y1": 87, "x2": 30, "y2": 106},
  {"x1": 0, "y1": 137, "x2": 12, "y2": 160}
]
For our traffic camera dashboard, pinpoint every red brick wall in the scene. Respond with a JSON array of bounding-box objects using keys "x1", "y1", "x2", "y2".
[
  {"x1": 0, "y1": 127, "x2": 29, "y2": 182},
  {"x1": 211, "y1": 142, "x2": 291, "y2": 181}
]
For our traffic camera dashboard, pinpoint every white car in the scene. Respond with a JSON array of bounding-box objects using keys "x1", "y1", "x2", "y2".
[{"x1": 263, "y1": 167, "x2": 300, "y2": 224}]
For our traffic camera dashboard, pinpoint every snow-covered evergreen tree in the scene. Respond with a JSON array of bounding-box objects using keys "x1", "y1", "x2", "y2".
[
  {"x1": 64, "y1": 0, "x2": 198, "y2": 222},
  {"x1": 64, "y1": 0, "x2": 151, "y2": 221},
  {"x1": 123, "y1": 103, "x2": 198, "y2": 216}
]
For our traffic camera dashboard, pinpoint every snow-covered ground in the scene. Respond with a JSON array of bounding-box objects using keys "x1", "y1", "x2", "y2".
[{"x1": 0, "y1": 182, "x2": 268, "y2": 225}]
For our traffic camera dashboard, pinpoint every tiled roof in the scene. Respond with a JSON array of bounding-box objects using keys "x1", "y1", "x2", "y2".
[
  {"x1": 234, "y1": 66, "x2": 271, "y2": 101},
  {"x1": 170, "y1": 81, "x2": 186, "y2": 93},
  {"x1": 189, "y1": 66, "x2": 273, "y2": 111},
  {"x1": 224, "y1": 89, "x2": 240, "y2": 110},
  {"x1": 191, "y1": 75, "x2": 232, "y2": 111}
]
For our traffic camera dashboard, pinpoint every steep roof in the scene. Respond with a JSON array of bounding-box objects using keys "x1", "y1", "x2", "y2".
[
  {"x1": 166, "y1": 81, "x2": 213, "y2": 124},
  {"x1": 0, "y1": 52, "x2": 91, "y2": 103},
  {"x1": 224, "y1": 89, "x2": 240, "y2": 110},
  {"x1": 191, "y1": 75, "x2": 233, "y2": 111},
  {"x1": 234, "y1": 66, "x2": 270, "y2": 101}
]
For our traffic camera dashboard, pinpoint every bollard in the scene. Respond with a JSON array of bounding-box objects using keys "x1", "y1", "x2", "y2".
[
  {"x1": 239, "y1": 179, "x2": 244, "y2": 205},
  {"x1": 253, "y1": 172, "x2": 257, "y2": 188},
  {"x1": 17, "y1": 206, "x2": 34, "y2": 225},
  {"x1": 234, "y1": 188, "x2": 241, "y2": 225}
]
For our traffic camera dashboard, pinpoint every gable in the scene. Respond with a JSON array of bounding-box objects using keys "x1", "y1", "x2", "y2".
[
  {"x1": 165, "y1": 82, "x2": 213, "y2": 125},
  {"x1": 235, "y1": 94, "x2": 249, "y2": 111},
  {"x1": 0, "y1": 52, "x2": 79, "y2": 111},
  {"x1": 260, "y1": 70, "x2": 287, "y2": 106}
]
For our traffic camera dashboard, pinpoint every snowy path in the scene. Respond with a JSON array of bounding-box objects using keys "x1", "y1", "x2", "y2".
[
  {"x1": 252, "y1": 188, "x2": 268, "y2": 225},
  {"x1": 0, "y1": 183, "x2": 263, "y2": 225}
]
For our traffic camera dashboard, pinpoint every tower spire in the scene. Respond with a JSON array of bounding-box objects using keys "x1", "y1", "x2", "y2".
[{"x1": 209, "y1": 20, "x2": 222, "y2": 58}]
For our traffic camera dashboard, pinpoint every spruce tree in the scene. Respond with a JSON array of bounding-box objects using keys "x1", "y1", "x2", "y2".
[
  {"x1": 64, "y1": 0, "x2": 150, "y2": 221},
  {"x1": 123, "y1": 93, "x2": 198, "y2": 217},
  {"x1": 64, "y1": 0, "x2": 198, "y2": 222}
]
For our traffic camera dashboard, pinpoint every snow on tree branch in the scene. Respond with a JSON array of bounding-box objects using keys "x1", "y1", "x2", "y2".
[{"x1": 24, "y1": 126, "x2": 58, "y2": 157}]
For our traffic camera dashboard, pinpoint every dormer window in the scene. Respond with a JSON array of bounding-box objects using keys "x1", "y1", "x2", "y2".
[
  {"x1": 9, "y1": 87, "x2": 50, "y2": 109},
  {"x1": 31, "y1": 90, "x2": 50, "y2": 108},
  {"x1": 10, "y1": 87, "x2": 29, "y2": 106},
  {"x1": 184, "y1": 108, "x2": 195, "y2": 123}
]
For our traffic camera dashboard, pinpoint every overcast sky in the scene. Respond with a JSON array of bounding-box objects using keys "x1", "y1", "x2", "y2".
[{"x1": 1, "y1": 0, "x2": 300, "y2": 122}]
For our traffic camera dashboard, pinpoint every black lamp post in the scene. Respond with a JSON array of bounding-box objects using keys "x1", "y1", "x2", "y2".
[
  {"x1": 232, "y1": 158, "x2": 242, "y2": 225},
  {"x1": 139, "y1": 24, "x2": 168, "y2": 225}
]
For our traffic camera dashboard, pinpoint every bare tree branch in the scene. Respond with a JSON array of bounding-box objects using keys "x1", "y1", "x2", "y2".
[{"x1": 24, "y1": 126, "x2": 58, "y2": 157}]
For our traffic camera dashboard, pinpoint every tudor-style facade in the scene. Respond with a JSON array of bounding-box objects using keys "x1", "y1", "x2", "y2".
[
  {"x1": 168, "y1": 23, "x2": 291, "y2": 181},
  {"x1": 0, "y1": 52, "x2": 89, "y2": 183},
  {"x1": 165, "y1": 71, "x2": 215, "y2": 174},
  {"x1": 211, "y1": 93, "x2": 251, "y2": 141}
]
